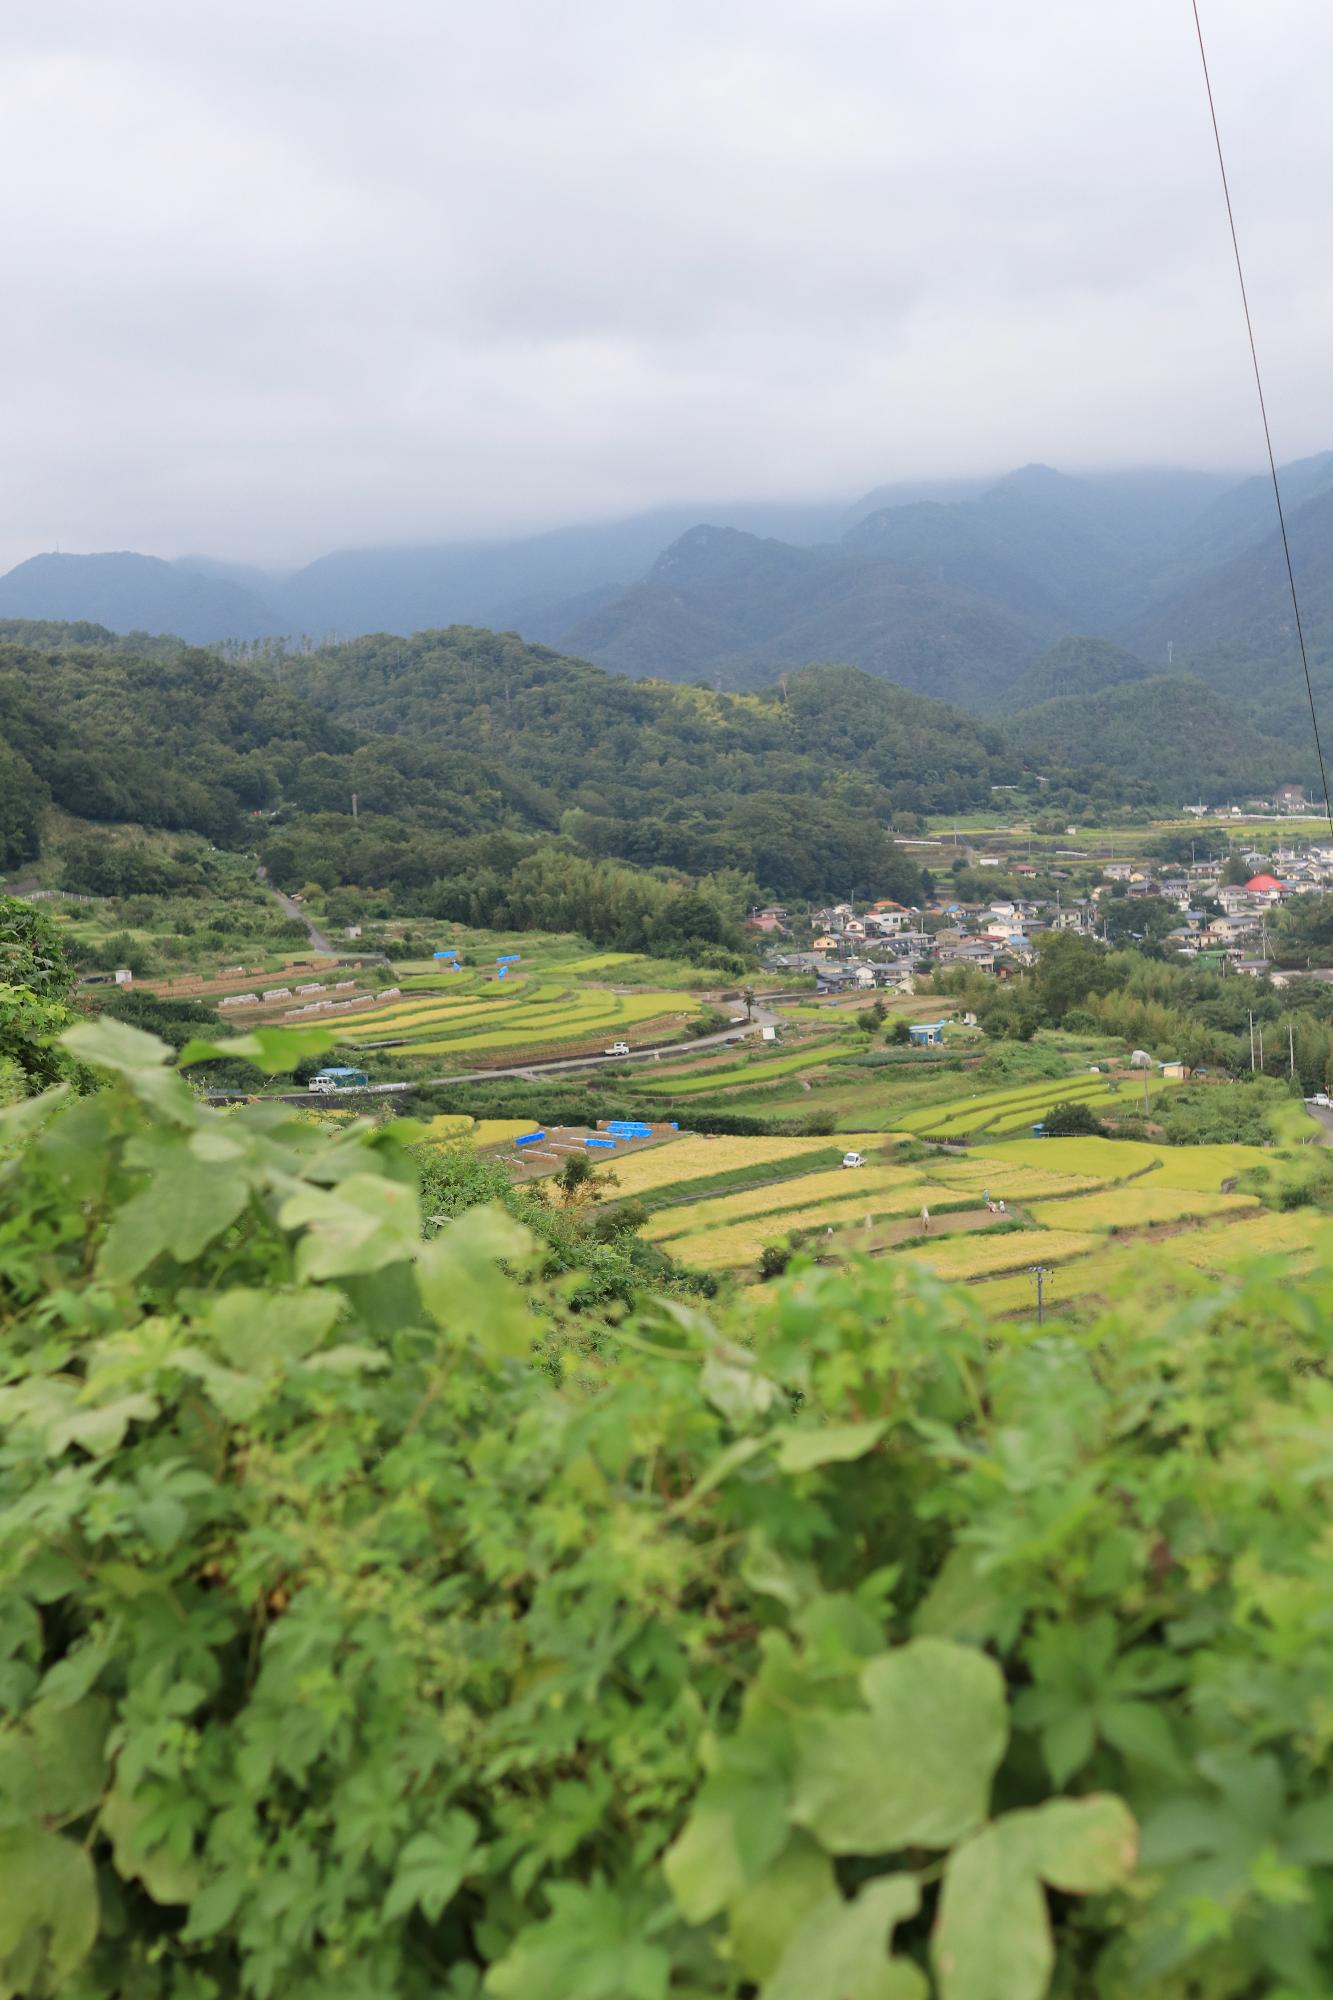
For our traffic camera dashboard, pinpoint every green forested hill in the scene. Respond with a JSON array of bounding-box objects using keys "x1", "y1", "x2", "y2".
[
  {"x1": 999, "y1": 635, "x2": 1155, "y2": 712},
  {"x1": 0, "y1": 623, "x2": 1011, "y2": 903},
  {"x1": 275, "y1": 625, "x2": 1017, "y2": 817},
  {"x1": 1008, "y1": 672, "x2": 1302, "y2": 800}
]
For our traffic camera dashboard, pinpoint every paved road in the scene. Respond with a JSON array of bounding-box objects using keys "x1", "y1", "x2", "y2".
[
  {"x1": 1305, "y1": 1103, "x2": 1333, "y2": 1146},
  {"x1": 256, "y1": 866, "x2": 336, "y2": 956},
  {"x1": 206, "y1": 1004, "x2": 780, "y2": 1102}
]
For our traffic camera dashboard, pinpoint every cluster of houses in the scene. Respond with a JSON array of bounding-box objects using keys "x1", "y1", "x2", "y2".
[
  {"x1": 752, "y1": 838, "x2": 1333, "y2": 992},
  {"x1": 757, "y1": 897, "x2": 1059, "y2": 992}
]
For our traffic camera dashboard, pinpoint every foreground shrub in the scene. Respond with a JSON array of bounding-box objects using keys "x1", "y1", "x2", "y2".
[{"x1": 0, "y1": 1021, "x2": 1331, "y2": 1994}]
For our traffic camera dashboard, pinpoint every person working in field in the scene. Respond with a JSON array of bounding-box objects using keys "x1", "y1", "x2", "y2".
[{"x1": 920, "y1": 1204, "x2": 930, "y2": 1234}]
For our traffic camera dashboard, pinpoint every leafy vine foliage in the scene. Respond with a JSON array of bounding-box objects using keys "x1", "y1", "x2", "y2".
[{"x1": 2, "y1": 1022, "x2": 1333, "y2": 1995}]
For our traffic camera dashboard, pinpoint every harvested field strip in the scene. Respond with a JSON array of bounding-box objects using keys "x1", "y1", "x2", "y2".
[
  {"x1": 403, "y1": 1012, "x2": 684, "y2": 1058},
  {"x1": 1027, "y1": 1188, "x2": 1259, "y2": 1233},
  {"x1": 972, "y1": 1136, "x2": 1272, "y2": 1190},
  {"x1": 635, "y1": 1148, "x2": 849, "y2": 1213},
  {"x1": 906, "y1": 1228, "x2": 1101, "y2": 1282},
  {"x1": 902, "y1": 1076, "x2": 1154, "y2": 1138},
  {"x1": 644, "y1": 1163, "x2": 930, "y2": 1241},
  {"x1": 603, "y1": 1134, "x2": 853, "y2": 1199},
  {"x1": 668, "y1": 1181, "x2": 959, "y2": 1271},
  {"x1": 1165, "y1": 1209, "x2": 1332, "y2": 1269},
  {"x1": 926, "y1": 1158, "x2": 1109, "y2": 1196},
  {"x1": 661, "y1": 1044, "x2": 845, "y2": 1094}
]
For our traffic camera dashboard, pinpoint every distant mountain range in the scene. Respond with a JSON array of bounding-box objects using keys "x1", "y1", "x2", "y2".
[{"x1": 7, "y1": 455, "x2": 1333, "y2": 751}]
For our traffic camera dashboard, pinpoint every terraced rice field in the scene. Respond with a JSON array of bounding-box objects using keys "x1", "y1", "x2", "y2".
[
  {"x1": 348, "y1": 984, "x2": 698, "y2": 1061},
  {"x1": 667, "y1": 1181, "x2": 961, "y2": 1272},
  {"x1": 907, "y1": 1228, "x2": 1101, "y2": 1282},
  {"x1": 602, "y1": 1133, "x2": 864, "y2": 1200},
  {"x1": 661, "y1": 1044, "x2": 845, "y2": 1095},
  {"x1": 1026, "y1": 1187, "x2": 1259, "y2": 1232},
  {"x1": 645, "y1": 1161, "x2": 932, "y2": 1242},
  {"x1": 898, "y1": 1071, "x2": 1172, "y2": 1139},
  {"x1": 971, "y1": 1136, "x2": 1270, "y2": 1190}
]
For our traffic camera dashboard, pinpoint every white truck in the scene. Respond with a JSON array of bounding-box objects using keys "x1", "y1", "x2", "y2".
[{"x1": 605, "y1": 1041, "x2": 630, "y2": 1057}]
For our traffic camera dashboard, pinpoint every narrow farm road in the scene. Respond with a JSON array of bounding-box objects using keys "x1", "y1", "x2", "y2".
[{"x1": 256, "y1": 866, "x2": 336, "y2": 956}]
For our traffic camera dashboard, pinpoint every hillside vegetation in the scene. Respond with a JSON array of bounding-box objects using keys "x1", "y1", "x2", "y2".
[{"x1": 6, "y1": 1009, "x2": 1333, "y2": 1996}]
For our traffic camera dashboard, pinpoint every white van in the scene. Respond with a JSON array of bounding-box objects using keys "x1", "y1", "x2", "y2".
[{"x1": 841, "y1": 1151, "x2": 866, "y2": 1169}]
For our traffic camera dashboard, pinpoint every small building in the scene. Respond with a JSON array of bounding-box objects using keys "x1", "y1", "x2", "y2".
[
  {"x1": 909, "y1": 1020, "x2": 948, "y2": 1046},
  {"x1": 1161, "y1": 1061, "x2": 1191, "y2": 1081}
]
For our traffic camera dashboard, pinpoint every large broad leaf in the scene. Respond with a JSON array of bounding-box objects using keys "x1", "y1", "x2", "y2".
[
  {"x1": 664, "y1": 1718, "x2": 794, "y2": 1923},
  {"x1": 279, "y1": 1172, "x2": 421, "y2": 1280},
  {"x1": 0, "y1": 1696, "x2": 108, "y2": 1820},
  {"x1": 775, "y1": 1420, "x2": 887, "y2": 1474},
  {"x1": 726, "y1": 1836, "x2": 834, "y2": 1983},
  {"x1": 0, "y1": 1825, "x2": 99, "y2": 1994},
  {"x1": 417, "y1": 1205, "x2": 536, "y2": 1356},
  {"x1": 485, "y1": 1880, "x2": 670, "y2": 2000},
  {"x1": 61, "y1": 1017, "x2": 194, "y2": 1121},
  {"x1": 100, "y1": 1130, "x2": 251, "y2": 1281},
  {"x1": 763, "y1": 1874, "x2": 925, "y2": 2000},
  {"x1": 793, "y1": 1640, "x2": 1007, "y2": 1854},
  {"x1": 176, "y1": 1024, "x2": 336, "y2": 1074},
  {"x1": 933, "y1": 1795, "x2": 1138, "y2": 2000}
]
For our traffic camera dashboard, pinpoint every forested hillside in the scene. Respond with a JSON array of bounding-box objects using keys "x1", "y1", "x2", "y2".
[
  {"x1": 1009, "y1": 673, "x2": 1301, "y2": 802},
  {"x1": 999, "y1": 636, "x2": 1154, "y2": 712},
  {"x1": 8, "y1": 457, "x2": 1333, "y2": 738}
]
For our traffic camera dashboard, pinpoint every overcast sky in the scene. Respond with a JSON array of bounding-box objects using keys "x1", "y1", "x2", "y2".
[{"x1": 3, "y1": 0, "x2": 1332, "y2": 571}]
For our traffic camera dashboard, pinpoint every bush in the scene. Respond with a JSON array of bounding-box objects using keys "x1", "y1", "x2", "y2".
[
  {"x1": 12, "y1": 1020, "x2": 1333, "y2": 1994},
  {"x1": 1041, "y1": 1099, "x2": 1108, "y2": 1138}
]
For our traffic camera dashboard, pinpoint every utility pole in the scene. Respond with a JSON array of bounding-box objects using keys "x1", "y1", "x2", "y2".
[
  {"x1": 351, "y1": 792, "x2": 359, "y2": 820},
  {"x1": 1031, "y1": 1264, "x2": 1049, "y2": 1326},
  {"x1": 1249, "y1": 1011, "x2": 1256, "y2": 1073},
  {"x1": 1258, "y1": 1022, "x2": 1265, "y2": 1073},
  {"x1": 1290, "y1": 1018, "x2": 1296, "y2": 1080}
]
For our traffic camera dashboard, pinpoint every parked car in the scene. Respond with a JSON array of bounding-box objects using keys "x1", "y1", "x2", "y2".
[
  {"x1": 604, "y1": 1042, "x2": 630, "y2": 1057},
  {"x1": 841, "y1": 1151, "x2": 866, "y2": 1169}
]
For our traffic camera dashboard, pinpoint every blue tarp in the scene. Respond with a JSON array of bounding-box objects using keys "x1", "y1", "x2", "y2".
[
  {"x1": 584, "y1": 1136, "x2": 616, "y2": 1149},
  {"x1": 515, "y1": 1130, "x2": 547, "y2": 1146}
]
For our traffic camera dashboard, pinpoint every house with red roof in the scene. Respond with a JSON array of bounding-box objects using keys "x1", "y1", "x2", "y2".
[{"x1": 1244, "y1": 873, "x2": 1286, "y2": 900}]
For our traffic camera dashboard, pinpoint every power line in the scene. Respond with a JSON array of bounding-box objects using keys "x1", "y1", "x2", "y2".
[{"x1": 1189, "y1": 1, "x2": 1333, "y2": 848}]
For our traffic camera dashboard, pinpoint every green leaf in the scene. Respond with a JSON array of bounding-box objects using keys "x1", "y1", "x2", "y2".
[
  {"x1": 763, "y1": 1875, "x2": 924, "y2": 2000},
  {"x1": 61, "y1": 1016, "x2": 171, "y2": 1074},
  {"x1": 383, "y1": 1811, "x2": 479, "y2": 1923},
  {"x1": 775, "y1": 1420, "x2": 887, "y2": 1474},
  {"x1": 1024, "y1": 1795, "x2": 1138, "y2": 1894},
  {"x1": 102, "y1": 1785, "x2": 202, "y2": 1906},
  {"x1": 912, "y1": 1547, "x2": 1008, "y2": 1645},
  {"x1": 726, "y1": 1836, "x2": 834, "y2": 1983},
  {"x1": 664, "y1": 1727, "x2": 792, "y2": 1923},
  {"x1": 485, "y1": 1881, "x2": 669, "y2": 2000},
  {"x1": 279, "y1": 1172, "x2": 421, "y2": 1279},
  {"x1": 0, "y1": 1825, "x2": 98, "y2": 1989},
  {"x1": 61, "y1": 1016, "x2": 195, "y2": 1121},
  {"x1": 793, "y1": 1640, "x2": 1007, "y2": 1854},
  {"x1": 933, "y1": 1824, "x2": 1048, "y2": 2000},
  {"x1": 176, "y1": 1024, "x2": 337, "y2": 1074},
  {"x1": 48, "y1": 1393, "x2": 159, "y2": 1457},
  {"x1": 417, "y1": 1204, "x2": 537, "y2": 1356},
  {"x1": 933, "y1": 1797, "x2": 1137, "y2": 2000},
  {"x1": 100, "y1": 1130, "x2": 250, "y2": 1281},
  {"x1": 18, "y1": 1696, "x2": 107, "y2": 1818}
]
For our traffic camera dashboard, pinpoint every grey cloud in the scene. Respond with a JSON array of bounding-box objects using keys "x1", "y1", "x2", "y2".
[{"x1": 2, "y1": 0, "x2": 1331, "y2": 570}]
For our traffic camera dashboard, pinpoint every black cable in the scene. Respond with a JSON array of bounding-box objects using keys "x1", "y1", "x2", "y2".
[{"x1": 1190, "y1": 0, "x2": 1333, "y2": 844}]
